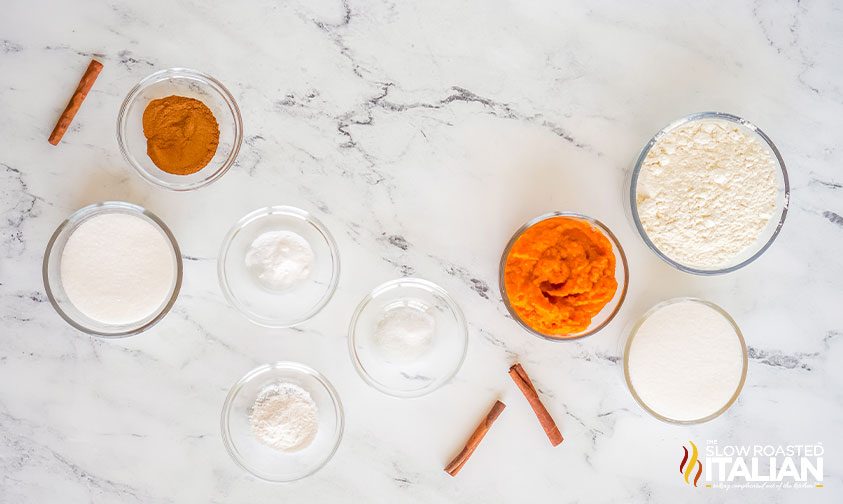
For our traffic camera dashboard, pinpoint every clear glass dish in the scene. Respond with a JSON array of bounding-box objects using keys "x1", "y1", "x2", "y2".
[
  {"x1": 622, "y1": 297, "x2": 748, "y2": 424},
  {"x1": 117, "y1": 68, "x2": 243, "y2": 191},
  {"x1": 348, "y1": 278, "x2": 468, "y2": 398},
  {"x1": 499, "y1": 212, "x2": 629, "y2": 341},
  {"x1": 626, "y1": 111, "x2": 790, "y2": 275},
  {"x1": 220, "y1": 362, "x2": 344, "y2": 483},
  {"x1": 218, "y1": 206, "x2": 340, "y2": 328},
  {"x1": 42, "y1": 201, "x2": 183, "y2": 337}
]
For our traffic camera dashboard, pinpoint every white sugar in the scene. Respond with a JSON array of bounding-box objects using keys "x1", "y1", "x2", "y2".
[
  {"x1": 627, "y1": 300, "x2": 744, "y2": 422},
  {"x1": 60, "y1": 213, "x2": 176, "y2": 325}
]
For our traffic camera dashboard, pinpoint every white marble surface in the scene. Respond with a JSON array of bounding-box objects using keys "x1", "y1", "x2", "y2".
[{"x1": 1, "y1": 0, "x2": 842, "y2": 502}]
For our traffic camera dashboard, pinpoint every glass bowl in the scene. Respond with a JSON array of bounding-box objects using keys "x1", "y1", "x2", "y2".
[
  {"x1": 627, "y1": 112, "x2": 790, "y2": 275},
  {"x1": 499, "y1": 212, "x2": 629, "y2": 341},
  {"x1": 43, "y1": 201, "x2": 183, "y2": 337},
  {"x1": 218, "y1": 206, "x2": 340, "y2": 328},
  {"x1": 348, "y1": 278, "x2": 468, "y2": 398},
  {"x1": 220, "y1": 362, "x2": 344, "y2": 482},
  {"x1": 117, "y1": 68, "x2": 243, "y2": 191},
  {"x1": 622, "y1": 297, "x2": 748, "y2": 424}
]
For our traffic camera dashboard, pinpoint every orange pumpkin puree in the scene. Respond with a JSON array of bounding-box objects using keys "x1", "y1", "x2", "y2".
[{"x1": 503, "y1": 216, "x2": 617, "y2": 336}]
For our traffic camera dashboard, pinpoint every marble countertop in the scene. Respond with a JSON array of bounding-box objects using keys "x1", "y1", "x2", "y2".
[{"x1": 2, "y1": 1, "x2": 842, "y2": 502}]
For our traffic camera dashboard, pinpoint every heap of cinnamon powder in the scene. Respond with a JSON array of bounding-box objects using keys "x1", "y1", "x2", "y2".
[{"x1": 142, "y1": 95, "x2": 219, "y2": 175}]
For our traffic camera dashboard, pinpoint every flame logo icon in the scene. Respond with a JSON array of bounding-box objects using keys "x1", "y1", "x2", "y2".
[{"x1": 679, "y1": 440, "x2": 703, "y2": 487}]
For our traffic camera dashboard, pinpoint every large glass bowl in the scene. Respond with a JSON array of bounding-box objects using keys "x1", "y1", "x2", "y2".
[
  {"x1": 117, "y1": 68, "x2": 243, "y2": 191},
  {"x1": 626, "y1": 112, "x2": 790, "y2": 275},
  {"x1": 499, "y1": 212, "x2": 629, "y2": 341},
  {"x1": 43, "y1": 201, "x2": 183, "y2": 337},
  {"x1": 220, "y1": 362, "x2": 344, "y2": 482}
]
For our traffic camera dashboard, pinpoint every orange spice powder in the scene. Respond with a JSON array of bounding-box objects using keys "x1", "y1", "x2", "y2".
[
  {"x1": 503, "y1": 216, "x2": 618, "y2": 336},
  {"x1": 142, "y1": 95, "x2": 219, "y2": 175}
]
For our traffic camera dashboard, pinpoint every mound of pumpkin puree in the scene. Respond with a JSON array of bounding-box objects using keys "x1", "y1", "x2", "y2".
[{"x1": 504, "y1": 217, "x2": 617, "y2": 336}]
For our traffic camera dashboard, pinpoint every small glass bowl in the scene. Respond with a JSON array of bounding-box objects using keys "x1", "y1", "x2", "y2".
[
  {"x1": 499, "y1": 212, "x2": 629, "y2": 341},
  {"x1": 622, "y1": 298, "x2": 748, "y2": 424},
  {"x1": 627, "y1": 112, "x2": 790, "y2": 275},
  {"x1": 117, "y1": 68, "x2": 243, "y2": 191},
  {"x1": 348, "y1": 278, "x2": 468, "y2": 398},
  {"x1": 43, "y1": 201, "x2": 183, "y2": 338},
  {"x1": 218, "y1": 206, "x2": 340, "y2": 328},
  {"x1": 220, "y1": 362, "x2": 344, "y2": 483}
]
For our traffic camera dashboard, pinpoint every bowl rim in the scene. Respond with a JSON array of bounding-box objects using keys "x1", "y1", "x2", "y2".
[
  {"x1": 628, "y1": 111, "x2": 790, "y2": 275},
  {"x1": 347, "y1": 277, "x2": 469, "y2": 398},
  {"x1": 217, "y1": 206, "x2": 340, "y2": 328},
  {"x1": 42, "y1": 201, "x2": 183, "y2": 338},
  {"x1": 116, "y1": 67, "x2": 244, "y2": 192},
  {"x1": 498, "y1": 211, "x2": 629, "y2": 341},
  {"x1": 622, "y1": 297, "x2": 748, "y2": 424},
  {"x1": 219, "y1": 361, "x2": 345, "y2": 483}
]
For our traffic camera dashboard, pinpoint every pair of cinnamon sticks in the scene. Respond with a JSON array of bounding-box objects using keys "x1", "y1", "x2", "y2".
[{"x1": 444, "y1": 363, "x2": 563, "y2": 476}]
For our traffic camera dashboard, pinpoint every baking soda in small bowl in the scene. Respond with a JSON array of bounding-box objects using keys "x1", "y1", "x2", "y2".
[{"x1": 244, "y1": 230, "x2": 314, "y2": 291}]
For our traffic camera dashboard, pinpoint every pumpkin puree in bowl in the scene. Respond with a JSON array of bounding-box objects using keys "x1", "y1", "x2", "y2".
[{"x1": 503, "y1": 217, "x2": 617, "y2": 336}]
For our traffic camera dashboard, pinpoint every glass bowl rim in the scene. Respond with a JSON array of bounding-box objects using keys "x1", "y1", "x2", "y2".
[
  {"x1": 622, "y1": 296, "x2": 749, "y2": 425},
  {"x1": 42, "y1": 201, "x2": 183, "y2": 338},
  {"x1": 116, "y1": 67, "x2": 244, "y2": 192},
  {"x1": 498, "y1": 211, "x2": 630, "y2": 341},
  {"x1": 217, "y1": 205, "x2": 340, "y2": 328},
  {"x1": 347, "y1": 277, "x2": 469, "y2": 398},
  {"x1": 219, "y1": 361, "x2": 345, "y2": 483},
  {"x1": 628, "y1": 111, "x2": 790, "y2": 275}
]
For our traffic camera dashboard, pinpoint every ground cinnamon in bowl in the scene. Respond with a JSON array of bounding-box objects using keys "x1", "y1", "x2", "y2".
[{"x1": 142, "y1": 95, "x2": 220, "y2": 175}]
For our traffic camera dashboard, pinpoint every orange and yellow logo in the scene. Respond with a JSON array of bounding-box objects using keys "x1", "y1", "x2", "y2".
[{"x1": 680, "y1": 441, "x2": 703, "y2": 487}]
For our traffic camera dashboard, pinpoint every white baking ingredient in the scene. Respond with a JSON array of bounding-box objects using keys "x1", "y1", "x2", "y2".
[
  {"x1": 245, "y1": 231, "x2": 314, "y2": 290},
  {"x1": 374, "y1": 305, "x2": 436, "y2": 362},
  {"x1": 60, "y1": 213, "x2": 176, "y2": 325},
  {"x1": 636, "y1": 119, "x2": 779, "y2": 268},
  {"x1": 627, "y1": 300, "x2": 744, "y2": 422},
  {"x1": 249, "y1": 383, "x2": 319, "y2": 452}
]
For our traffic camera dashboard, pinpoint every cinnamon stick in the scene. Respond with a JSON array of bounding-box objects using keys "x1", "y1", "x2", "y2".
[
  {"x1": 48, "y1": 59, "x2": 104, "y2": 145},
  {"x1": 508, "y1": 363, "x2": 563, "y2": 446},
  {"x1": 444, "y1": 400, "x2": 506, "y2": 476}
]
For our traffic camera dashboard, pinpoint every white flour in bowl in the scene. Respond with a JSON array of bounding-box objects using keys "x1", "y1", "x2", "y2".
[
  {"x1": 636, "y1": 119, "x2": 779, "y2": 269},
  {"x1": 626, "y1": 299, "x2": 745, "y2": 422},
  {"x1": 249, "y1": 383, "x2": 318, "y2": 452}
]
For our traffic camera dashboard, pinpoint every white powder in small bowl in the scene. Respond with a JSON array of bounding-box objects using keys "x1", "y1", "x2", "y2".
[
  {"x1": 244, "y1": 230, "x2": 314, "y2": 290},
  {"x1": 59, "y1": 213, "x2": 176, "y2": 325},
  {"x1": 374, "y1": 305, "x2": 436, "y2": 363},
  {"x1": 249, "y1": 383, "x2": 319, "y2": 452}
]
